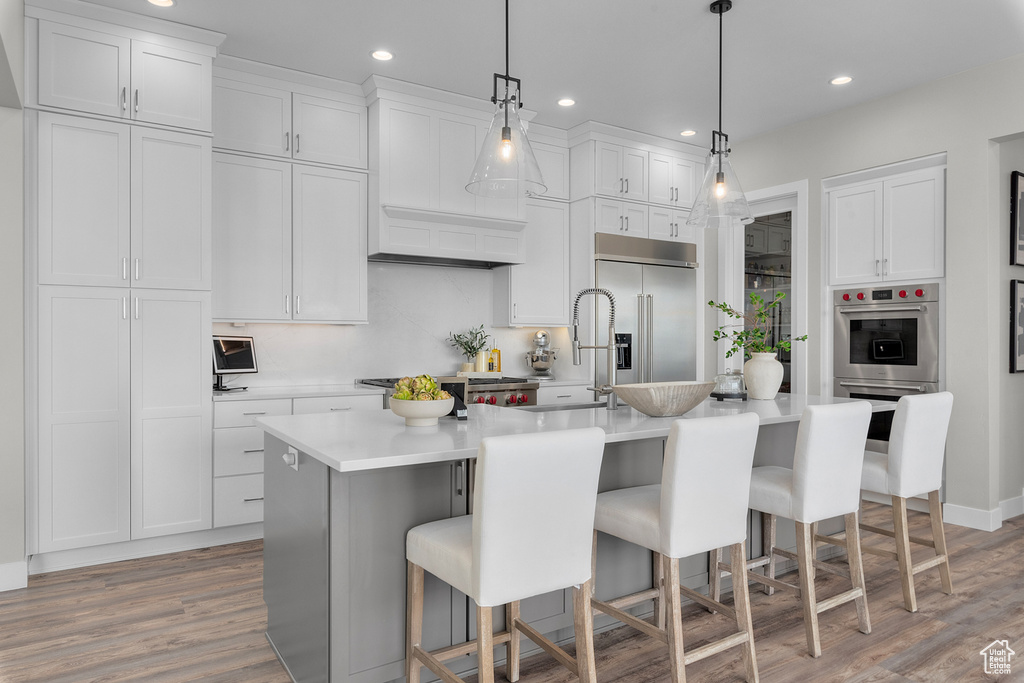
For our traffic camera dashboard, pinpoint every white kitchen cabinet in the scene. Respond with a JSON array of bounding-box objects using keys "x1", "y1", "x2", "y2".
[
  {"x1": 649, "y1": 153, "x2": 696, "y2": 208},
  {"x1": 213, "y1": 78, "x2": 367, "y2": 169},
  {"x1": 828, "y1": 166, "x2": 944, "y2": 285},
  {"x1": 648, "y1": 206, "x2": 694, "y2": 243},
  {"x1": 130, "y1": 289, "x2": 212, "y2": 539},
  {"x1": 292, "y1": 395, "x2": 382, "y2": 414},
  {"x1": 530, "y1": 141, "x2": 569, "y2": 201},
  {"x1": 214, "y1": 474, "x2": 264, "y2": 528},
  {"x1": 595, "y1": 198, "x2": 648, "y2": 238},
  {"x1": 745, "y1": 224, "x2": 769, "y2": 255},
  {"x1": 768, "y1": 226, "x2": 792, "y2": 255},
  {"x1": 536, "y1": 384, "x2": 593, "y2": 405},
  {"x1": 131, "y1": 126, "x2": 212, "y2": 290},
  {"x1": 494, "y1": 200, "x2": 570, "y2": 327},
  {"x1": 37, "y1": 286, "x2": 131, "y2": 553},
  {"x1": 212, "y1": 154, "x2": 367, "y2": 324},
  {"x1": 594, "y1": 141, "x2": 647, "y2": 201},
  {"x1": 37, "y1": 21, "x2": 212, "y2": 132},
  {"x1": 37, "y1": 113, "x2": 130, "y2": 287},
  {"x1": 36, "y1": 286, "x2": 212, "y2": 551}
]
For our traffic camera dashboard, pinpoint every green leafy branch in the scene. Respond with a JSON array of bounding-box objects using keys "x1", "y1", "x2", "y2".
[
  {"x1": 447, "y1": 324, "x2": 492, "y2": 360},
  {"x1": 708, "y1": 291, "x2": 807, "y2": 359}
]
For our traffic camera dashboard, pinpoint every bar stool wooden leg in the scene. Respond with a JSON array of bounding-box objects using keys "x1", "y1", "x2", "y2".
[
  {"x1": 477, "y1": 606, "x2": 495, "y2": 683},
  {"x1": 573, "y1": 579, "x2": 598, "y2": 683},
  {"x1": 762, "y1": 513, "x2": 777, "y2": 595},
  {"x1": 809, "y1": 522, "x2": 819, "y2": 580},
  {"x1": 730, "y1": 541, "x2": 759, "y2": 683},
  {"x1": 591, "y1": 531, "x2": 598, "y2": 598},
  {"x1": 928, "y1": 490, "x2": 954, "y2": 595},
  {"x1": 844, "y1": 512, "x2": 871, "y2": 635},
  {"x1": 708, "y1": 546, "x2": 723, "y2": 606},
  {"x1": 662, "y1": 555, "x2": 687, "y2": 683},
  {"x1": 795, "y1": 522, "x2": 822, "y2": 657},
  {"x1": 506, "y1": 600, "x2": 521, "y2": 682},
  {"x1": 406, "y1": 561, "x2": 424, "y2": 683},
  {"x1": 653, "y1": 551, "x2": 667, "y2": 628},
  {"x1": 891, "y1": 495, "x2": 918, "y2": 612}
]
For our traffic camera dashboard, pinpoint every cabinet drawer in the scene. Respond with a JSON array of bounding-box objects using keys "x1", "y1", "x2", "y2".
[
  {"x1": 214, "y1": 474, "x2": 264, "y2": 527},
  {"x1": 213, "y1": 399, "x2": 291, "y2": 428},
  {"x1": 214, "y1": 426, "x2": 265, "y2": 476},
  {"x1": 537, "y1": 385, "x2": 594, "y2": 405},
  {"x1": 293, "y1": 394, "x2": 383, "y2": 414}
]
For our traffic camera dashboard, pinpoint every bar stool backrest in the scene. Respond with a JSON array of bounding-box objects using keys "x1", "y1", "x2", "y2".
[
  {"x1": 885, "y1": 392, "x2": 954, "y2": 498},
  {"x1": 791, "y1": 402, "x2": 872, "y2": 523},
  {"x1": 660, "y1": 413, "x2": 760, "y2": 559},
  {"x1": 471, "y1": 427, "x2": 606, "y2": 607}
]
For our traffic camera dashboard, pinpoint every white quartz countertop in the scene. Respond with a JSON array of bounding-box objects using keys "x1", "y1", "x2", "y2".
[
  {"x1": 213, "y1": 384, "x2": 385, "y2": 402},
  {"x1": 256, "y1": 395, "x2": 895, "y2": 473}
]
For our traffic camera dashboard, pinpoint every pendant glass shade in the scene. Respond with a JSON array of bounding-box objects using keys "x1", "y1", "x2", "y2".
[
  {"x1": 687, "y1": 149, "x2": 753, "y2": 228},
  {"x1": 466, "y1": 99, "x2": 546, "y2": 199}
]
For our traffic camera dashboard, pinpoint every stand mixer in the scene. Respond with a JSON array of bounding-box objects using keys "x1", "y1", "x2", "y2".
[{"x1": 525, "y1": 330, "x2": 558, "y2": 380}]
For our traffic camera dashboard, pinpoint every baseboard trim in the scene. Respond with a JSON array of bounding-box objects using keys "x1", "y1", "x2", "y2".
[
  {"x1": 943, "y1": 503, "x2": 1001, "y2": 532},
  {"x1": 1000, "y1": 492, "x2": 1024, "y2": 522},
  {"x1": 28, "y1": 523, "x2": 263, "y2": 574},
  {"x1": 0, "y1": 560, "x2": 28, "y2": 592}
]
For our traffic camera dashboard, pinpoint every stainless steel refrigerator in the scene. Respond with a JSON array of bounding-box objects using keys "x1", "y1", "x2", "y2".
[{"x1": 593, "y1": 234, "x2": 698, "y2": 387}]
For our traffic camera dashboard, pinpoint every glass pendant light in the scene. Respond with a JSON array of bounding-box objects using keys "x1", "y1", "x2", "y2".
[
  {"x1": 688, "y1": 0, "x2": 753, "y2": 228},
  {"x1": 466, "y1": 0, "x2": 546, "y2": 199}
]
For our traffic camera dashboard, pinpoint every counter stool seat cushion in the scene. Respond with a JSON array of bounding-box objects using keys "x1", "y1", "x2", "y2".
[
  {"x1": 407, "y1": 516, "x2": 473, "y2": 600},
  {"x1": 860, "y1": 450, "x2": 890, "y2": 495},
  {"x1": 746, "y1": 466, "x2": 795, "y2": 521},
  {"x1": 593, "y1": 484, "x2": 660, "y2": 552}
]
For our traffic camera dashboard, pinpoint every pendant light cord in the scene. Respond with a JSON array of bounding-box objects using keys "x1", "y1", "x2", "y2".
[
  {"x1": 718, "y1": 6, "x2": 723, "y2": 137},
  {"x1": 504, "y1": 0, "x2": 510, "y2": 128}
]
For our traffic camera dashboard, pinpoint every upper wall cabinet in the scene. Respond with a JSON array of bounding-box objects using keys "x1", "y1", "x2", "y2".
[
  {"x1": 37, "y1": 112, "x2": 212, "y2": 290},
  {"x1": 213, "y1": 77, "x2": 367, "y2": 169},
  {"x1": 594, "y1": 142, "x2": 647, "y2": 201},
  {"x1": 37, "y1": 21, "x2": 212, "y2": 132},
  {"x1": 530, "y1": 141, "x2": 569, "y2": 201},
  {"x1": 649, "y1": 153, "x2": 696, "y2": 208},
  {"x1": 828, "y1": 166, "x2": 945, "y2": 285},
  {"x1": 494, "y1": 200, "x2": 570, "y2": 327}
]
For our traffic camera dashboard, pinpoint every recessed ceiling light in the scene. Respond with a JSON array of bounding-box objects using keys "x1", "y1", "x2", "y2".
[
  {"x1": 680, "y1": 130, "x2": 697, "y2": 137},
  {"x1": 830, "y1": 76, "x2": 853, "y2": 85},
  {"x1": 147, "y1": 0, "x2": 174, "y2": 6},
  {"x1": 371, "y1": 50, "x2": 394, "y2": 61},
  {"x1": 557, "y1": 98, "x2": 575, "y2": 107}
]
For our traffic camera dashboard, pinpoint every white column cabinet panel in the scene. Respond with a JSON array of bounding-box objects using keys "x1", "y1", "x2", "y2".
[
  {"x1": 37, "y1": 113, "x2": 130, "y2": 287},
  {"x1": 292, "y1": 93, "x2": 367, "y2": 169},
  {"x1": 883, "y1": 168, "x2": 945, "y2": 281},
  {"x1": 130, "y1": 41, "x2": 212, "y2": 132},
  {"x1": 213, "y1": 78, "x2": 292, "y2": 158},
  {"x1": 37, "y1": 22, "x2": 130, "y2": 119},
  {"x1": 37, "y1": 286, "x2": 131, "y2": 553},
  {"x1": 292, "y1": 165, "x2": 368, "y2": 323},
  {"x1": 212, "y1": 154, "x2": 292, "y2": 321},
  {"x1": 828, "y1": 182, "x2": 884, "y2": 285},
  {"x1": 131, "y1": 127, "x2": 211, "y2": 290},
  {"x1": 130, "y1": 289, "x2": 212, "y2": 538},
  {"x1": 494, "y1": 200, "x2": 570, "y2": 327},
  {"x1": 384, "y1": 106, "x2": 433, "y2": 208},
  {"x1": 437, "y1": 116, "x2": 478, "y2": 215}
]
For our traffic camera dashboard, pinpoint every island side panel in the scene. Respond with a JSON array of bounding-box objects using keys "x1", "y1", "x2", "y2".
[{"x1": 264, "y1": 434, "x2": 330, "y2": 683}]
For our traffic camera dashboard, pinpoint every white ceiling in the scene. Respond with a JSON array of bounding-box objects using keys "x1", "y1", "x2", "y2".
[{"x1": 82, "y1": 0, "x2": 1024, "y2": 143}]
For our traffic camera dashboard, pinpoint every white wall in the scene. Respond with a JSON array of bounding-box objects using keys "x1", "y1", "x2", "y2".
[
  {"x1": 0, "y1": 0, "x2": 23, "y2": 108},
  {"x1": 731, "y1": 53, "x2": 1024, "y2": 524},
  {"x1": 999, "y1": 137, "x2": 1024, "y2": 508},
  {"x1": 213, "y1": 261, "x2": 593, "y2": 387}
]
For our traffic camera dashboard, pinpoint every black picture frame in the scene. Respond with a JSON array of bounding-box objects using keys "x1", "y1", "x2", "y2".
[
  {"x1": 1012, "y1": 280, "x2": 1024, "y2": 372},
  {"x1": 1012, "y1": 171, "x2": 1024, "y2": 265}
]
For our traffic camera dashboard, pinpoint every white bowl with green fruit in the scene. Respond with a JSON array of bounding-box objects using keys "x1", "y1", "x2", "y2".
[{"x1": 389, "y1": 375, "x2": 455, "y2": 427}]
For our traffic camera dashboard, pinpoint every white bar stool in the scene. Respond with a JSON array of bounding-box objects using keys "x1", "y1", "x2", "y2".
[
  {"x1": 591, "y1": 413, "x2": 761, "y2": 683},
  {"x1": 405, "y1": 427, "x2": 606, "y2": 683},
  {"x1": 733, "y1": 401, "x2": 873, "y2": 658},
  {"x1": 850, "y1": 392, "x2": 954, "y2": 612}
]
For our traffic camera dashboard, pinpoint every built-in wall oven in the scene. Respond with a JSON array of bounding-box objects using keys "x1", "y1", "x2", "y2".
[{"x1": 833, "y1": 282, "x2": 940, "y2": 439}]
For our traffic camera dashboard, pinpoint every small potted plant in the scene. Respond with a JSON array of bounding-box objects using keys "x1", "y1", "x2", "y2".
[
  {"x1": 447, "y1": 325, "x2": 492, "y2": 372},
  {"x1": 707, "y1": 292, "x2": 807, "y2": 400}
]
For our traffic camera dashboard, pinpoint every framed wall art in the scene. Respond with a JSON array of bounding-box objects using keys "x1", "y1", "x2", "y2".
[
  {"x1": 1012, "y1": 171, "x2": 1024, "y2": 265},
  {"x1": 1012, "y1": 280, "x2": 1024, "y2": 372}
]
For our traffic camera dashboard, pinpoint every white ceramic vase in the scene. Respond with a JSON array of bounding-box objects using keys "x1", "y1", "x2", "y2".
[{"x1": 743, "y1": 352, "x2": 784, "y2": 400}]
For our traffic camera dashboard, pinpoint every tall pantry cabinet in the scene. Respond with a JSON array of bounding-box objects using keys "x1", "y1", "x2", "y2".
[{"x1": 27, "y1": 7, "x2": 221, "y2": 555}]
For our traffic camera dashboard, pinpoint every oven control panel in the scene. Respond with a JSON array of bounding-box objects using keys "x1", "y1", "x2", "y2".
[{"x1": 834, "y1": 283, "x2": 938, "y2": 305}]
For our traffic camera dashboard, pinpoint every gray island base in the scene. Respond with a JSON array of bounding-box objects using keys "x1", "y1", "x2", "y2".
[{"x1": 257, "y1": 397, "x2": 894, "y2": 683}]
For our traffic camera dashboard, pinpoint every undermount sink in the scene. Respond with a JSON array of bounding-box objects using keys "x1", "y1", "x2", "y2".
[{"x1": 518, "y1": 401, "x2": 622, "y2": 413}]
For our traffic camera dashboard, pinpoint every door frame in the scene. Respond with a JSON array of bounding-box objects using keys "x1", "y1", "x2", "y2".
[{"x1": 716, "y1": 180, "x2": 809, "y2": 395}]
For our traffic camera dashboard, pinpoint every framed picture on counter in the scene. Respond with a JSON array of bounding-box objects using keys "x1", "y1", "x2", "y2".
[
  {"x1": 1012, "y1": 171, "x2": 1024, "y2": 265},
  {"x1": 1012, "y1": 280, "x2": 1024, "y2": 372}
]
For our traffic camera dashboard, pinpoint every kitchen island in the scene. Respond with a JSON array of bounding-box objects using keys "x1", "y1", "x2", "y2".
[{"x1": 257, "y1": 397, "x2": 894, "y2": 683}]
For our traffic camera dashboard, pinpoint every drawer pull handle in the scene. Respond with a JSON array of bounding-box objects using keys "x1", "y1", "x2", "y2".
[
  {"x1": 243, "y1": 448, "x2": 264, "y2": 454},
  {"x1": 242, "y1": 411, "x2": 267, "y2": 416},
  {"x1": 329, "y1": 407, "x2": 352, "y2": 411},
  {"x1": 243, "y1": 497, "x2": 264, "y2": 503},
  {"x1": 556, "y1": 394, "x2": 572, "y2": 398}
]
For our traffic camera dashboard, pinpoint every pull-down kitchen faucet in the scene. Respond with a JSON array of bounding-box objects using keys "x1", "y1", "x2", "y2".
[{"x1": 572, "y1": 288, "x2": 618, "y2": 410}]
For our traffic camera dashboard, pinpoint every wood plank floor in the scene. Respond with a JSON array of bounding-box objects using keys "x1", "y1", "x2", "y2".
[{"x1": 1, "y1": 503, "x2": 1021, "y2": 682}]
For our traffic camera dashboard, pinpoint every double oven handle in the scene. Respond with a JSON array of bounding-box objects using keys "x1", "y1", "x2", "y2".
[
  {"x1": 837, "y1": 380, "x2": 928, "y2": 393},
  {"x1": 837, "y1": 304, "x2": 926, "y2": 314}
]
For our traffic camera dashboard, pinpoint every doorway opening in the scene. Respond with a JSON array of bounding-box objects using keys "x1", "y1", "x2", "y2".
[{"x1": 744, "y1": 212, "x2": 794, "y2": 392}]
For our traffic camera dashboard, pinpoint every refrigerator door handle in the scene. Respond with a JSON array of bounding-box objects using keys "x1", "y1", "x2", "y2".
[
  {"x1": 636, "y1": 294, "x2": 645, "y2": 382},
  {"x1": 646, "y1": 294, "x2": 654, "y2": 382}
]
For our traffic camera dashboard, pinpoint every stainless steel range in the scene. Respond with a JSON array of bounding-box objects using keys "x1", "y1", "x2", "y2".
[{"x1": 358, "y1": 376, "x2": 539, "y2": 408}]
